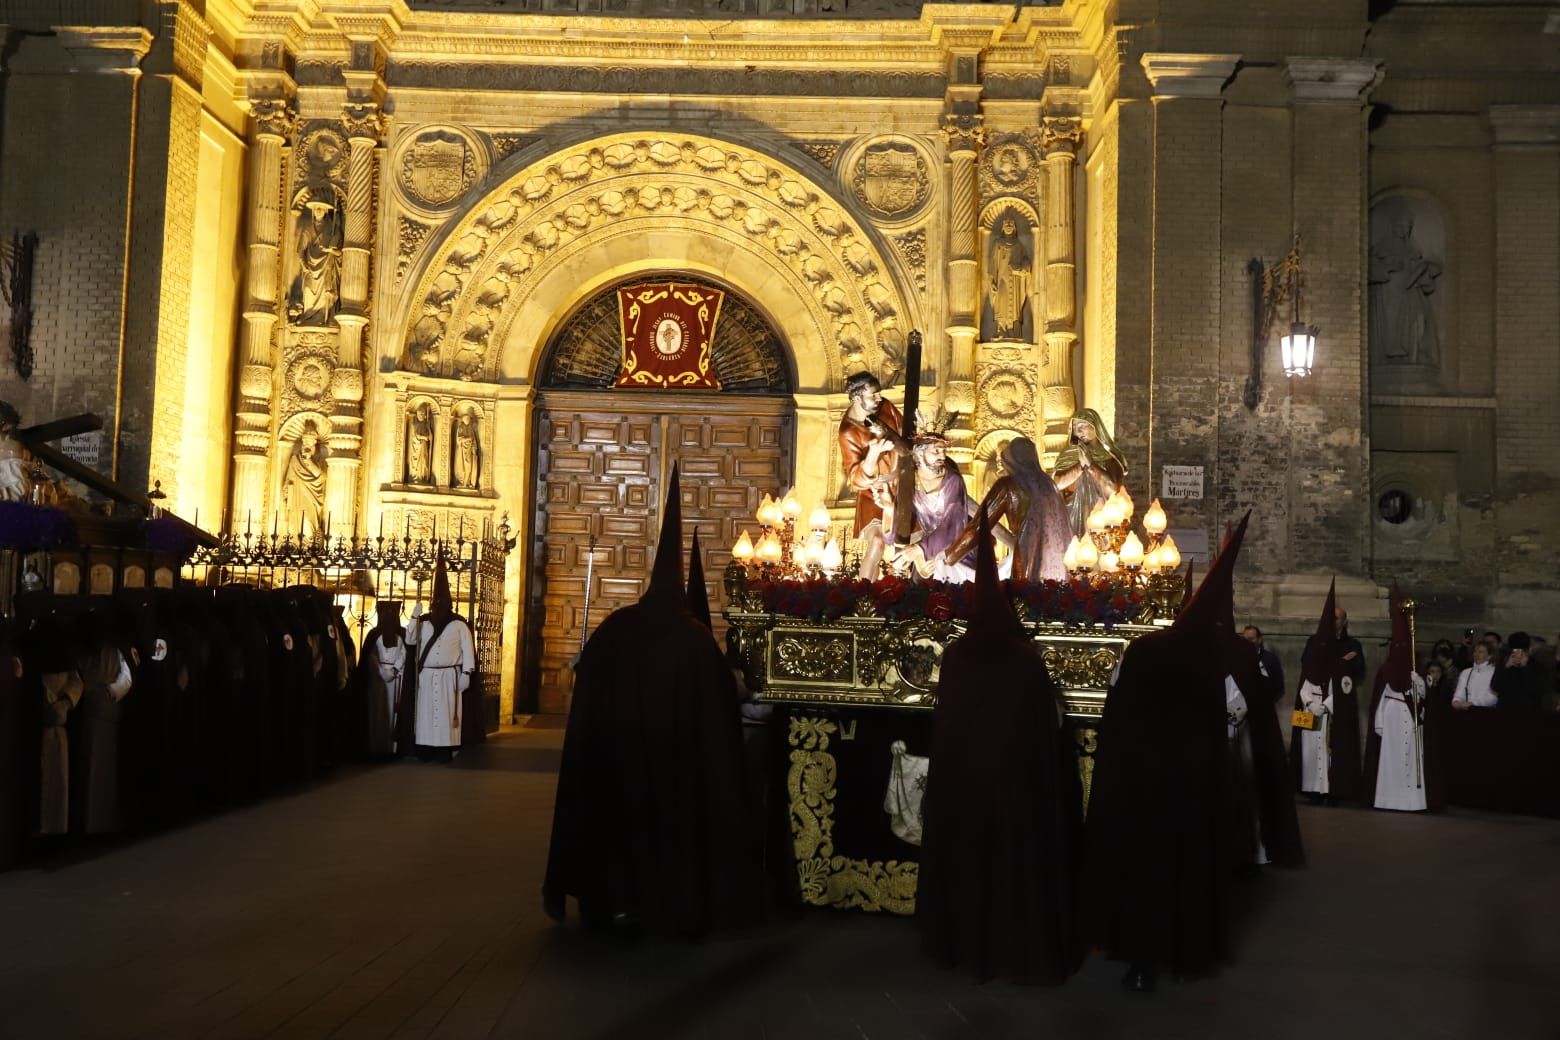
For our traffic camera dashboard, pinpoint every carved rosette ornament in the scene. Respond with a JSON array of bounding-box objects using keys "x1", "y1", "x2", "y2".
[{"x1": 400, "y1": 134, "x2": 912, "y2": 383}]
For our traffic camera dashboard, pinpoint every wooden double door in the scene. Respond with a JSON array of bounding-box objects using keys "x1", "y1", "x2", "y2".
[{"x1": 523, "y1": 391, "x2": 793, "y2": 715}]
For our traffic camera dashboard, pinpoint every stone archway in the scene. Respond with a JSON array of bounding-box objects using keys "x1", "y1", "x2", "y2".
[{"x1": 394, "y1": 131, "x2": 920, "y2": 393}]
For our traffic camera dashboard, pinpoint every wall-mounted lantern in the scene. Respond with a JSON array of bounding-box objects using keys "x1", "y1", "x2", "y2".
[{"x1": 1245, "y1": 236, "x2": 1318, "y2": 410}]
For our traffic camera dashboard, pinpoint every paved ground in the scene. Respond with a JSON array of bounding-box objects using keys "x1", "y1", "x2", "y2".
[{"x1": 2, "y1": 720, "x2": 1558, "y2": 1040}]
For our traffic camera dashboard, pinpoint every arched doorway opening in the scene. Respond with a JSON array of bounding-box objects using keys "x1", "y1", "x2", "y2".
[{"x1": 521, "y1": 275, "x2": 794, "y2": 715}]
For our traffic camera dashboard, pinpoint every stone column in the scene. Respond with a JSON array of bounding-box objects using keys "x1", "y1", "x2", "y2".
[
  {"x1": 1138, "y1": 53, "x2": 1239, "y2": 535},
  {"x1": 326, "y1": 94, "x2": 383, "y2": 534},
  {"x1": 1039, "y1": 115, "x2": 1084, "y2": 455},
  {"x1": 1490, "y1": 105, "x2": 1560, "y2": 589},
  {"x1": 231, "y1": 84, "x2": 295, "y2": 526},
  {"x1": 1284, "y1": 57, "x2": 1379, "y2": 577},
  {"x1": 942, "y1": 110, "x2": 984, "y2": 465}
]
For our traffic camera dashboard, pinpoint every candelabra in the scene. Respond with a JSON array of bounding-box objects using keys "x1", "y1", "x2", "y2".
[
  {"x1": 1062, "y1": 491, "x2": 1187, "y2": 622},
  {"x1": 730, "y1": 490, "x2": 842, "y2": 585}
]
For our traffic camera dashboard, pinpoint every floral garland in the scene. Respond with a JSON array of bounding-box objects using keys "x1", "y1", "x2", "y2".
[{"x1": 751, "y1": 573, "x2": 1145, "y2": 627}]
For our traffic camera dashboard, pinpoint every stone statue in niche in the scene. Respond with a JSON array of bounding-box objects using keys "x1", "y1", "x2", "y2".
[
  {"x1": 288, "y1": 133, "x2": 347, "y2": 326},
  {"x1": 984, "y1": 215, "x2": 1032, "y2": 342},
  {"x1": 282, "y1": 422, "x2": 327, "y2": 536},
  {"x1": 452, "y1": 409, "x2": 480, "y2": 490},
  {"x1": 1369, "y1": 198, "x2": 1444, "y2": 369},
  {"x1": 406, "y1": 403, "x2": 434, "y2": 485}
]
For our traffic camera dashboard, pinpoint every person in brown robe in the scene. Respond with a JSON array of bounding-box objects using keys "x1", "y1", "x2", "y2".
[
  {"x1": 1081, "y1": 513, "x2": 1251, "y2": 991},
  {"x1": 71, "y1": 605, "x2": 134, "y2": 835},
  {"x1": 838, "y1": 371, "x2": 904, "y2": 579},
  {"x1": 1290, "y1": 580, "x2": 1364, "y2": 804},
  {"x1": 939, "y1": 436, "x2": 1070, "y2": 582},
  {"x1": 916, "y1": 505, "x2": 1084, "y2": 984},
  {"x1": 544, "y1": 464, "x2": 763, "y2": 937}
]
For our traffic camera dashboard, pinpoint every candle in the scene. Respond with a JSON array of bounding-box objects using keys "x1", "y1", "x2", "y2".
[
  {"x1": 1076, "y1": 537, "x2": 1099, "y2": 570},
  {"x1": 1143, "y1": 498, "x2": 1168, "y2": 536},
  {"x1": 1101, "y1": 550, "x2": 1120, "y2": 574},
  {"x1": 781, "y1": 489, "x2": 802, "y2": 521},
  {"x1": 821, "y1": 537, "x2": 843, "y2": 573},
  {"x1": 732, "y1": 529, "x2": 755, "y2": 562},
  {"x1": 1119, "y1": 532, "x2": 1145, "y2": 569},
  {"x1": 809, "y1": 502, "x2": 831, "y2": 532},
  {"x1": 1063, "y1": 536, "x2": 1081, "y2": 572},
  {"x1": 1158, "y1": 534, "x2": 1181, "y2": 571}
]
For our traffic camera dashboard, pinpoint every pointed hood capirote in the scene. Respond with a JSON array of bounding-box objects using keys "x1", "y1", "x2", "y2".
[
  {"x1": 687, "y1": 527, "x2": 712, "y2": 631},
  {"x1": 1381, "y1": 582, "x2": 1413, "y2": 692},
  {"x1": 428, "y1": 544, "x2": 454, "y2": 628},
  {"x1": 1177, "y1": 510, "x2": 1250, "y2": 637},
  {"x1": 645, "y1": 463, "x2": 685, "y2": 605},
  {"x1": 969, "y1": 502, "x2": 1019, "y2": 638},
  {"x1": 1300, "y1": 578, "x2": 1339, "y2": 687}
]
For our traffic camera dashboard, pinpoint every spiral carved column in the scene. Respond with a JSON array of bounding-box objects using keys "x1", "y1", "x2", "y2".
[
  {"x1": 326, "y1": 105, "x2": 382, "y2": 534},
  {"x1": 231, "y1": 93, "x2": 293, "y2": 528},
  {"x1": 1040, "y1": 116, "x2": 1084, "y2": 455},
  {"x1": 942, "y1": 112, "x2": 984, "y2": 465}
]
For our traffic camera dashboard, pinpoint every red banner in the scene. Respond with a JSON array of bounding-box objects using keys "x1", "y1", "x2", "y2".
[{"x1": 615, "y1": 282, "x2": 723, "y2": 389}]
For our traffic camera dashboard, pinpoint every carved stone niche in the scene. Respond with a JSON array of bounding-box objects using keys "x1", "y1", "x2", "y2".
[
  {"x1": 1369, "y1": 193, "x2": 1448, "y2": 393},
  {"x1": 979, "y1": 201, "x2": 1040, "y2": 344},
  {"x1": 391, "y1": 125, "x2": 491, "y2": 218}
]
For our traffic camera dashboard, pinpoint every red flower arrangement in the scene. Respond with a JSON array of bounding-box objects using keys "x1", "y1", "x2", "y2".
[{"x1": 749, "y1": 573, "x2": 1145, "y2": 627}]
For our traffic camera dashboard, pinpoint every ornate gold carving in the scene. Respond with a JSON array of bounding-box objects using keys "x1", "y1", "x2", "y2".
[
  {"x1": 796, "y1": 141, "x2": 840, "y2": 169},
  {"x1": 391, "y1": 63, "x2": 944, "y2": 99},
  {"x1": 940, "y1": 112, "x2": 986, "y2": 154},
  {"x1": 280, "y1": 332, "x2": 337, "y2": 421},
  {"x1": 395, "y1": 217, "x2": 430, "y2": 286},
  {"x1": 400, "y1": 128, "x2": 480, "y2": 209},
  {"x1": 250, "y1": 97, "x2": 296, "y2": 140},
  {"x1": 775, "y1": 635, "x2": 852, "y2": 682},
  {"x1": 850, "y1": 138, "x2": 930, "y2": 221},
  {"x1": 891, "y1": 229, "x2": 927, "y2": 293},
  {"x1": 342, "y1": 103, "x2": 386, "y2": 142},
  {"x1": 1040, "y1": 116, "x2": 1084, "y2": 156},
  {"x1": 787, "y1": 716, "x2": 917, "y2": 915},
  {"x1": 491, "y1": 133, "x2": 534, "y2": 161},
  {"x1": 403, "y1": 134, "x2": 910, "y2": 382},
  {"x1": 979, "y1": 133, "x2": 1039, "y2": 196},
  {"x1": 1039, "y1": 644, "x2": 1121, "y2": 691}
]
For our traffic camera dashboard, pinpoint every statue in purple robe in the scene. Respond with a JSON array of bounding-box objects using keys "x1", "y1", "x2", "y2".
[{"x1": 886, "y1": 433, "x2": 980, "y2": 582}]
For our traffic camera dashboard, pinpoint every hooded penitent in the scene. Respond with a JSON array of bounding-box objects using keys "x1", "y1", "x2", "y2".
[
  {"x1": 544, "y1": 463, "x2": 762, "y2": 936},
  {"x1": 1363, "y1": 584, "x2": 1436, "y2": 812},
  {"x1": 687, "y1": 528, "x2": 713, "y2": 632},
  {"x1": 916, "y1": 505, "x2": 1083, "y2": 985},
  {"x1": 359, "y1": 600, "x2": 407, "y2": 757},
  {"x1": 410, "y1": 545, "x2": 477, "y2": 753},
  {"x1": 1081, "y1": 511, "x2": 1248, "y2": 979},
  {"x1": 1290, "y1": 579, "x2": 1363, "y2": 801},
  {"x1": 1209, "y1": 517, "x2": 1305, "y2": 868}
]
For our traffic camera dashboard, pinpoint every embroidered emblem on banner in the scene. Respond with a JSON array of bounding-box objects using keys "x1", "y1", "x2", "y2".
[{"x1": 615, "y1": 281, "x2": 724, "y2": 389}]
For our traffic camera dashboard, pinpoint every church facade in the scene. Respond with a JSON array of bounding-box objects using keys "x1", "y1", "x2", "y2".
[{"x1": 1, "y1": 0, "x2": 1556, "y2": 717}]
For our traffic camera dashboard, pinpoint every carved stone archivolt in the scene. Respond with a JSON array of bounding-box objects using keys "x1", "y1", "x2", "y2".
[
  {"x1": 843, "y1": 135, "x2": 933, "y2": 225},
  {"x1": 393, "y1": 125, "x2": 490, "y2": 215},
  {"x1": 399, "y1": 133, "x2": 915, "y2": 384}
]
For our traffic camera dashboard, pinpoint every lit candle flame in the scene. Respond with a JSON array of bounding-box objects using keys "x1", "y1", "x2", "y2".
[{"x1": 1143, "y1": 497, "x2": 1168, "y2": 536}]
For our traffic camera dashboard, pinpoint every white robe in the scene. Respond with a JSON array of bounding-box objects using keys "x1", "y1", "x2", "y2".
[
  {"x1": 1373, "y1": 673, "x2": 1427, "y2": 812},
  {"x1": 1296, "y1": 678, "x2": 1334, "y2": 795},
  {"x1": 408, "y1": 616, "x2": 475, "y2": 748},
  {"x1": 1451, "y1": 661, "x2": 1496, "y2": 708}
]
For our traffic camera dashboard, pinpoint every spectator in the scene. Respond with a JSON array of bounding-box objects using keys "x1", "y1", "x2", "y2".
[
  {"x1": 1453, "y1": 629, "x2": 1476, "y2": 671},
  {"x1": 1493, "y1": 632, "x2": 1545, "y2": 712},
  {"x1": 1431, "y1": 639, "x2": 1459, "y2": 687},
  {"x1": 1451, "y1": 642, "x2": 1497, "y2": 709},
  {"x1": 1424, "y1": 661, "x2": 1456, "y2": 708},
  {"x1": 1241, "y1": 624, "x2": 1286, "y2": 702},
  {"x1": 1482, "y1": 631, "x2": 1503, "y2": 658}
]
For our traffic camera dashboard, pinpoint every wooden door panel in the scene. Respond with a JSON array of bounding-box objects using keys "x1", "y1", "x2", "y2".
[{"x1": 526, "y1": 399, "x2": 792, "y2": 715}]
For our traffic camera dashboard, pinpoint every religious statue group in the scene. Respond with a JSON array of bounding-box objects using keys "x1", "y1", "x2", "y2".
[{"x1": 835, "y1": 370, "x2": 1125, "y2": 582}]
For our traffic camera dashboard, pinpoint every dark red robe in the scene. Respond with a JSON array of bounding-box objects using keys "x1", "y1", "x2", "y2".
[{"x1": 916, "y1": 569, "x2": 1084, "y2": 983}]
